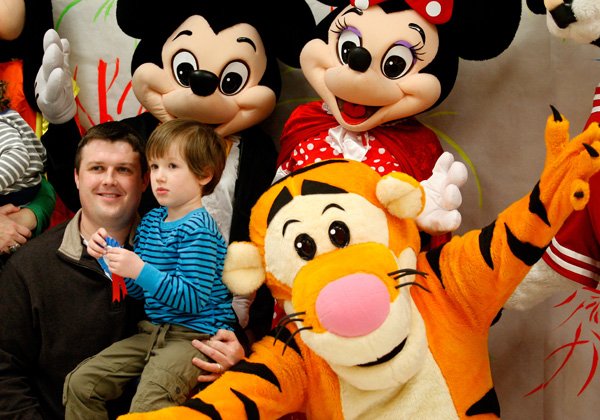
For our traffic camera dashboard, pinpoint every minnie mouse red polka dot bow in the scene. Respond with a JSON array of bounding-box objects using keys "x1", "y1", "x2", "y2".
[{"x1": 350, "y1": 0, "x2": 453, "y2": 25}]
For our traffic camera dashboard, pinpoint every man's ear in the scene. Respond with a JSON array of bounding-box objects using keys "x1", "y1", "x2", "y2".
[
  {"x1": 74, "y1": 168, "x2": 80, "y2": 189},
  {"x1": 142, "y1": 171, "x2": 150, "y2": 190}
]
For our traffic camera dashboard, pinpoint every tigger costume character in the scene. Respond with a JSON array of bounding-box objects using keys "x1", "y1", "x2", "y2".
[{"x1": 121, "y1": 111, "x2": 600, "y2": 419}]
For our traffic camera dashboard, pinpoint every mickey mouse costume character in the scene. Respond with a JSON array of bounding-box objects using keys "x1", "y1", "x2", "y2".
[
  {"x1": 35, "y1": 0, "x2": 316, "y2": 339},
  {"x1": 276, "y1": 0, "x2": 522, "y2": 246}
]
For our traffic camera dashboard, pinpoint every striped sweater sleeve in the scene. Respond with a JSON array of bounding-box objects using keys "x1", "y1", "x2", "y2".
[
  {"x1": 134, "y1": 220, "x2": 224, "y2": 314},
  {"x1": 0, "y1": 122, "x2": 30, "y2": 191}
]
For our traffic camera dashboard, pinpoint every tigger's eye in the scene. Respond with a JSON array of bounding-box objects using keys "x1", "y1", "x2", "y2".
[
  {"x1": 329, "y1": 221, "x2": 350, "y2": 248},
  {"x1": 294, "y1": 233, "x2": 317, "y2": 261}
]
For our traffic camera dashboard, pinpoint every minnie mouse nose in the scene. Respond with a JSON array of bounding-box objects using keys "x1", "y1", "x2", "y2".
[
  {"x1": 189, "y1": 70, "x2": 219, "y2": 97},
  {"x1": 348, "y1": 47, "x2": 372, "y2": 73}
]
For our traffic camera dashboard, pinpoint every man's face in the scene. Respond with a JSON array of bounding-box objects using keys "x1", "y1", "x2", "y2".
[{"x1": 74, "y1": 139, "x2": 148, "y2": 232}]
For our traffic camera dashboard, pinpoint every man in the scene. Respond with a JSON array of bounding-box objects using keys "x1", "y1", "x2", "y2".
[{"x1": 0, "y1": 121, "x2": 242, "y2": 419}]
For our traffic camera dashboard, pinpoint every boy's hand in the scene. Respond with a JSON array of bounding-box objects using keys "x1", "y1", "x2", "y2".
[
  {"x1": 87, "y1": 228, "x2": 108, "y2": 259},
  {"x1": 105, "y1": 247, "x2": 144, "y2": 279}
]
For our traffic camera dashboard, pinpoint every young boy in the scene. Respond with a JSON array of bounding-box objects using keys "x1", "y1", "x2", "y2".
[
  {"x1": 0, "y1": 79, "x2": 46, "y2": 206},
  {"x1": 63, "y1": 119, "x2": 237, "y2": 417}
]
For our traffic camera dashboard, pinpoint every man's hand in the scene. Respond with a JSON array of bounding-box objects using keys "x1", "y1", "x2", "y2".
[
  {"x1": 0, "y1": 204, "x2": 31, "y2": 254},
  {"x1": 192, "y1": 329, "x2": 245, "y2": 382}
]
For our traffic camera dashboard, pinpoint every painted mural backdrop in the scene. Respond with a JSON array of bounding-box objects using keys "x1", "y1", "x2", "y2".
[{"x1": 50, "y1": 0, "x2": 599, "y2": 418}]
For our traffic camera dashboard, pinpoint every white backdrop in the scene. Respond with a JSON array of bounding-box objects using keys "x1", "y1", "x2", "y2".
[{"x1": 50, "y1": 1, "x2": 600, "y2": 418}]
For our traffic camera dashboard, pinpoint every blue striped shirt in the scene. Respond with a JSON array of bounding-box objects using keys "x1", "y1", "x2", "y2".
[{"x1": 126, "y1": 206, "x2": 235, "y2": 334}]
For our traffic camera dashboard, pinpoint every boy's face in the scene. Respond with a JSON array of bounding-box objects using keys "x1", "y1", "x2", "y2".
[
  {"x1": 75, "y1": 139, "x2": 148, "y2": 232},
  {"x1": 148, "y1": 143, "x2": 212, "y2": 219}
]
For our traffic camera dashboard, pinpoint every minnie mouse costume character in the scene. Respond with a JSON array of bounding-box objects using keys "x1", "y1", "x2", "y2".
[
  {"x1": 36, "y1": 0, "x2": 315, "y2": 339},
  {"x1": 276, "y1": 0, "x2": 523, "y2": 243}
]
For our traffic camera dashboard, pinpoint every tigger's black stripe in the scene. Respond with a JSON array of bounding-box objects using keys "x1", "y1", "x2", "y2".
[
  {"x1": 268, "y1": 327, "x2": 302, "y2": 357},
  {"x1": 268, "y1": 187, "x2": 294, "y2": 225},
  {"x1": 528, "y1": 182, "x2": 550, "y2": 226},
  {"x1": 301, "y1": 179, "x2": 347, "y2": 196},
  {"x1": 231, "y1": 388, "x2": 259, "y2": 420},
  {"x1": 479, "y1": 221, "x2": 496, "y2": 270},
  {"x1": 425, "y1": 244, "x2": 446, "y2": 289},
  {"x1": 505, "y1": 223, "x2": 546, "y2": 266},
  {"x1": 183, "y1": 397, "x2": 223, "y2": 419},
  {"x1": 466, "y1": 387, "x2": 500, "y2": 417},
  {"x1": 230, "y1": 360, "x2": 282, "y2": 392}
]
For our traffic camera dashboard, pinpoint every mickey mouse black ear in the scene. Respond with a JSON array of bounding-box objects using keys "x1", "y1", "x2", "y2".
[
  {"x1": 116, "y1": 0, "x2": 197, "y2": 39},
  {"x1": 116, "y1": 0, "x2": 162, "y2": 38}
]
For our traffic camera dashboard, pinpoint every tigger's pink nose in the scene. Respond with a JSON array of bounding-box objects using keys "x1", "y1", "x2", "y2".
[{"x1": 315, "y1": 273, "x2": 390, "y2": 337}]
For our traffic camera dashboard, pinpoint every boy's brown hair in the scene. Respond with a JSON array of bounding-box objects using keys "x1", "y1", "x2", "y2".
[{"x1": 146, "y1": 119, "x2": 227, "y2": 196}]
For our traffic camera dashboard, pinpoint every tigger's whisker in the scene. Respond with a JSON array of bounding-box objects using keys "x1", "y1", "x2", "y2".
[
  {"x1": 282, "y1": 326, "x2": 313, "y2": 356},
  {"x1": 396, "y1": 281, "x2": 431, "y2": 293},
  {"x1": 273, "y1": 317, "x2": 304, "y2": 345},
  {"x1": 388, "y1": 268, "x2": 428, "y2": 279},
  {"x1": 277, "y1": 311, "x2": 306, "y2": 326}
]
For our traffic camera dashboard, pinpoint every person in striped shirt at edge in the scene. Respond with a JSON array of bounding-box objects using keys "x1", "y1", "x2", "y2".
[
  {"x1": 0, "y1": 80, "x2": 47, "y2": 207},
  {"x1": 0, "y1": 79, "x2": 52, "y2": 261},
  {"x1": 65, "y1": 118, "x2": 237, "y2": 418}
]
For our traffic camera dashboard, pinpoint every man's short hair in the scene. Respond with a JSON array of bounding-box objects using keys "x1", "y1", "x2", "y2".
[{"x1": 74, "y1": 121, "x2": 147, "y2": 176}]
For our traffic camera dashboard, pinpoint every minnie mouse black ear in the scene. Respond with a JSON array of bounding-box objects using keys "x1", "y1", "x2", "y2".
[{"x1": 452, "y1": 0, "x2": 522, "y2": 61}]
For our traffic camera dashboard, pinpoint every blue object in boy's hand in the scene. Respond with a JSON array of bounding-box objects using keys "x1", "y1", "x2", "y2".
[
  {"x1": 104, "y1": 236, "x2": 121, "y2": 249},
  {"x1": 98, "y1": 236, "x2": 122, "y2": 276}
]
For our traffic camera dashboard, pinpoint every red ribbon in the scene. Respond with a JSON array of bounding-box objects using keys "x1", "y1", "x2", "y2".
[{"x1": 112, "y1": 274, "x2": 128, "y2": 302}]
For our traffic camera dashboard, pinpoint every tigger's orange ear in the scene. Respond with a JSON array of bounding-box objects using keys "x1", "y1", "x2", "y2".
[
  {"x1": 222, "y1": 242, "x2": 266, "y2": 295},
  {"x1": 375, "y1": 172, "x2": 425, "y2": 219}
]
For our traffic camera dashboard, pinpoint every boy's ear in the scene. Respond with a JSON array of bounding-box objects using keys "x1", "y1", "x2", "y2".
[{"x1": 198, "y1": 170, "x2": 213, "y2": 186}]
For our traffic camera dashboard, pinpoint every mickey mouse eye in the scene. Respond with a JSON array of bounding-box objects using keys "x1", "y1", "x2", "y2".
[
  {"x1": 381, "y1": 43, "x2": 416, "y2": 79},
  {"x1": 219, "y1": 61, "x2": 249, "y2": 96},
  {"x1": 294, "y1": 233, "x2": 317, "y2": 261},
  {"x1": 172, "y1": 50, "x2": 198, "y2": 87},
  {"x1": 337, "y1": 28, "x2": 361, "y2": 65},
  {"x1": 328, "y1": 221, "x2": 350, "y2": 248}
]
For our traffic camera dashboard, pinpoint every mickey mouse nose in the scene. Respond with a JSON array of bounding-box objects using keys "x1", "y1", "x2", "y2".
[
  {"x1": 189, "y1": 70, "x2": 219, "y2": 97},
  {"x1": 347, "y1": 47, "x2": 372, "y2": 73}
]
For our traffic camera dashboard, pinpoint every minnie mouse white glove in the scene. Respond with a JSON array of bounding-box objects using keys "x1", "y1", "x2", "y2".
[
  {"x1": 35, "y1": 29, "x2": 76, "y2": 124},
  {"x1": 416, "y1": 151, "x2": 468, "y2": 235}
]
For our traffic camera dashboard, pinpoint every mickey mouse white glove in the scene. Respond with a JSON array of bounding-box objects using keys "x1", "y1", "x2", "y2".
[
  {"x1": 35, "y1": 29, "x2": 76, "y2": 124},
  {"x1": 416, "y1": 151, "x2": 468, "y2": 235}
]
